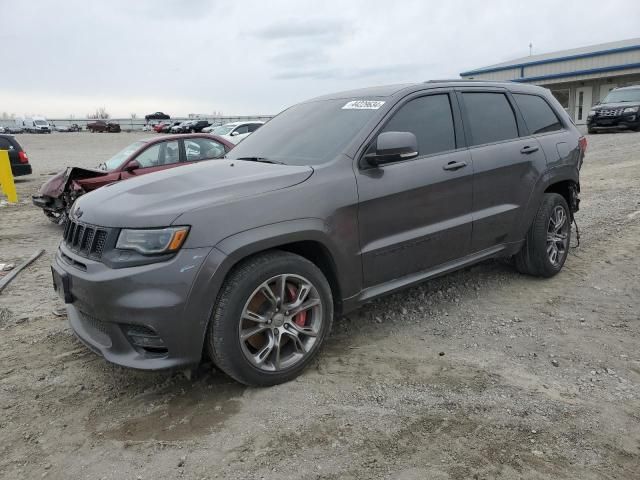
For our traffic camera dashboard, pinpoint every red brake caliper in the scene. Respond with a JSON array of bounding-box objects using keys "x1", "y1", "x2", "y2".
[{"x1": 287, "y1": 284, "x2": 307, "y2": 327}]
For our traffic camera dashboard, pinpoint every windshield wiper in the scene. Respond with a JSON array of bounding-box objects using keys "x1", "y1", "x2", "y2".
[{"x1": 234, "y1": 157, "x2": 285, "y2": 165}]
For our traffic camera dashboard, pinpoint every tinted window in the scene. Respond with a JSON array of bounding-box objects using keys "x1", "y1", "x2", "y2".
[
  {"x1": 381, "y1": 94, "x2": 455, "y2": 156},
  {"x1": 462, "y1": 93, "x2": 518, "y2": 146},
  {"x1": 514, "y1": 94, "x2": 562, "y2": 134},
  {"x1": 0, "y1": 138, "x2": 12, "y2": 149},
  {"x1": 184, "y1": 138, "x2": 225, "y2": 161},
  {"x1": 233, "y1": 125, "x2": 249, "y2": 135},
  {"x1": 248, "y1": 123, "x2": 262, "y2": 132},
  {"x1": 227, "y1": 98, "x2": 381, "y2": 165}
]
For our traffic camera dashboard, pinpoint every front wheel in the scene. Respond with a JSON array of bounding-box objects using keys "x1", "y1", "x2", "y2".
[
  {"x1": 207, "y1": 251, "x2": 333, "y2": 386},
  {"x1": 515, "y1": 193, "x2": 571, "y2": 278}
]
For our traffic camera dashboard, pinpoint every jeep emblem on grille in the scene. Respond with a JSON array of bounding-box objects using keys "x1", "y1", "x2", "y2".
[{"x1": 74, "y1": 207, "x2": 83, "y2": 219}]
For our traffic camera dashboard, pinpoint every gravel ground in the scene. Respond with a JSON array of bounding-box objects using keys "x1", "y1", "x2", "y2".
[{"x1": 1, "y1": 131, "x2": 639, "y2": 480}]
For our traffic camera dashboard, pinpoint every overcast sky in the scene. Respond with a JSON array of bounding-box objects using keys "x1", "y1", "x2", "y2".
[{"x1": 2, "y1": 0, "x2": 639, "y2": 118}]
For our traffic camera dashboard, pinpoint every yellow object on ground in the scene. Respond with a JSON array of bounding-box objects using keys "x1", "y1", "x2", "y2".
[{"x1": 0, "y1": 150, "x2": 18, "y2": 203}]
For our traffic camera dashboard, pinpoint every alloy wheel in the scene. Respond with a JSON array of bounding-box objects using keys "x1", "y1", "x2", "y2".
[
  {"x1": 546, "y1": 205, "x2": 569, "y2": 266},
  {"x1": 239, "y1": 274, "x2": 323, "y2": 372}
]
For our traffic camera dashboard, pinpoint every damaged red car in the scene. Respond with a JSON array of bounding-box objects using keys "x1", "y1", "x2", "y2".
[{"x1": 32, "y1": 133, "x2": 234, "y2": 223}]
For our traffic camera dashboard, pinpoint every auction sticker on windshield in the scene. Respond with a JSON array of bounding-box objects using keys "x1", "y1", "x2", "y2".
[{"x1": 342, "y1": 100, "x2": 385, "y2": 110}]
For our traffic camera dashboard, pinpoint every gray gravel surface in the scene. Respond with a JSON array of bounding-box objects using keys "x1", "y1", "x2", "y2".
[{"x1": 0, "y1": 131, "x2": 639, "y2": 479}]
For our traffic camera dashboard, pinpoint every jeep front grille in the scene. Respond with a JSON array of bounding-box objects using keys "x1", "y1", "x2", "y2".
[{"x1": 63, "y1": 220, "x2": 110, "y2": 258}]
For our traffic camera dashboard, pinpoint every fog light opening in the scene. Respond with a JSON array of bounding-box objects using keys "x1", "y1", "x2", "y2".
[{"x1": 124, "y1": 325, "x2": 168, "y2": 355}]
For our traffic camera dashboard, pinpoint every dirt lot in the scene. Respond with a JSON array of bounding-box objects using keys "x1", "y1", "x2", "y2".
[{"x1": 1, "y1": 131, "x2": 639, "y2": 480}]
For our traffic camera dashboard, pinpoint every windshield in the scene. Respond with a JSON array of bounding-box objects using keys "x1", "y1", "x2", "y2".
[
  {"x1": 102, "y1": 141, "x2": 146, "y2": 170},
  {"x1": 227, "y1": 99, "x2": 383, "y2": 165},
  {"x1": 214, "y1": 125, "x2": 235, "y2": 135},
  {"x1": 603, "y1": 88, "x2": 640, "y2": 103},
  {"x1": 34, "y1": 120, "x2": 48, "y2": 125}
]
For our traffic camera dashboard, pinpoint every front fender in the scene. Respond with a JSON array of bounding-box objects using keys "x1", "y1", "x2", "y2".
[{"x1": 215, "y1": 218, "x2": 360, "y2": 301}]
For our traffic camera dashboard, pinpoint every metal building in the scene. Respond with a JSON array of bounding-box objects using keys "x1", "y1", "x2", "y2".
[{"x1": 460, "y1": 38, "x2": 640, "y2": 125}]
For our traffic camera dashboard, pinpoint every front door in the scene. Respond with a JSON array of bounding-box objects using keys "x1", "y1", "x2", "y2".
[
  {"x1": 356, "y1": 92, "x2": 473, "y2": 288},
  {"x1": 600, "y1": 84, "x2": 617, "y2": 101},
  {"x1": 574, "y1": 86, "x2": 593, "y2": 124}
]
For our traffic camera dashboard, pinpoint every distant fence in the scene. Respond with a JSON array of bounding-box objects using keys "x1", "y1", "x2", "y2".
[{"x1": 0, "y1": 115, "x2": 274, "y2": 131}]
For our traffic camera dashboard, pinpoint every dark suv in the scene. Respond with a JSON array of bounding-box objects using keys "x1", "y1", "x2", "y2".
[
  {"x1": 587, "y1": 85, "x2": 640, "y2": 133},
  {"x1": 0, "y1": 134, "x2": 32, "y2": 176},
  {"x1": 52, "y1": 81, "x2": 585, "y2": 386}
]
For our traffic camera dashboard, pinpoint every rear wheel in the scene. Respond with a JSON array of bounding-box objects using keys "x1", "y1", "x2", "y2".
[
  {"x1": 207, "y1": 251, "x2": 333, "y2": 386},
  {"x1": 515, "y1": 193, "x2": 571, "y2": 278}
]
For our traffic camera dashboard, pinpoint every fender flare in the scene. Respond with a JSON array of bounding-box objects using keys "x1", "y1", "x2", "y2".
[{"x1": 517, "y1": 165, "x2": 580, "y2": 238}]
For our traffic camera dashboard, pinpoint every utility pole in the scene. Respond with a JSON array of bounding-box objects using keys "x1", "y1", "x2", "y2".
[{"x1": 529, "y1": 42, "x2": 533, "y2": 56}]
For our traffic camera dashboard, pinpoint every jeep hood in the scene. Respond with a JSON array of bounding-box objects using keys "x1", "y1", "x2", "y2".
[
  {"x1": 594, "y1": 101, "x2": 640, "y2": 109},
  {"x1": 74, "y1": 160, "x2": 313, "y2": 228}
]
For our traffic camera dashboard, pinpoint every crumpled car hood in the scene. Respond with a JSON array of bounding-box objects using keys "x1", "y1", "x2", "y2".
[
  {"x1": 38, "y1": 166, "x2": 108, "y2": 197},
  {"x1": 73, "y1": 159, "x2": 313, "y2": 228}
]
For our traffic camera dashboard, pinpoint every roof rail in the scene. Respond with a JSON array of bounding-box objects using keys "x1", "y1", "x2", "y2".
[{"x1": 424, "y1": 79, "x2": 515, "y2": 83}]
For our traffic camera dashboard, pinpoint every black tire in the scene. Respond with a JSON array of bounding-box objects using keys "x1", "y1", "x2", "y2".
[
  {"x1": 515, "y1": 193, "x2": 571, "y2": 278},
  {"x1": 207, "y1": 251, "x2": 333, "y2": 386},
  {"x1": 587, "y1": 128, "x2": 596, "y2": 134}
]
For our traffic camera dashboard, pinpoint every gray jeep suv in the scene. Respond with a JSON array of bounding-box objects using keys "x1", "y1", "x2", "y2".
[{"x1": 52, "y1": 81, "x2": 586, "y2": 386}]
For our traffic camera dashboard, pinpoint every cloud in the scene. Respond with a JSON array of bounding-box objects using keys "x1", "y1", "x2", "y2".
[
  {"x1": 253, "y1": 18, "x2": 348, "y2": 40},
  {"x1": 273, "y1": 64, "x2": 428, "y2": 81}
]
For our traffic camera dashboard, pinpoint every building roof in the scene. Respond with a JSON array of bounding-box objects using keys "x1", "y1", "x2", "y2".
[{"x1": 461, "y1": 37, "x2": 640, "y2": 76}]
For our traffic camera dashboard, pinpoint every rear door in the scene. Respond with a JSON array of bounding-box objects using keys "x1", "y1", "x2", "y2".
[
  {"x1": 356, "y1": 90, "x2": 474, "y2": 287},
  {"x1": 457, "y1": 89, "x2": 546, "y2": 252}
]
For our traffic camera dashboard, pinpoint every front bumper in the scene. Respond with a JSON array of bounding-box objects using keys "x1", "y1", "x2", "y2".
[
  {"x1": 11, "y1": 163, "x2": 32, "y2": 176},
  {"x1": 53, "y1": 242, "x2": 225, "y2": 370},
  {"x1": 588, "y1": 114, "x2": 639, "y2": 131}
]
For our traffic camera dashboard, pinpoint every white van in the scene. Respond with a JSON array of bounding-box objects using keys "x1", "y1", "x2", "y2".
[{"x1": 19, "y1": 116, "x2": 51, "y2": 133}]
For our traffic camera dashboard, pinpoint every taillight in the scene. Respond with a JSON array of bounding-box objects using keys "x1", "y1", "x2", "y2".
[
  {"x1": 18, "y1": 151, "x2": 29, "y2": 163},
  {"x1": 578, "y1": 136, "x2": 587, "y2": 154}
]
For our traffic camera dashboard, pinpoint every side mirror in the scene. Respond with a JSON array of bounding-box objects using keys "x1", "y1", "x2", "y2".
[
  {"x1": 365, "y1": 131, "x2": 418, "y2": 167},
  {"x1": 230, "y1": 131, "x2": 240, "y2": 136},
  {"x1": 124, "y1": 160, "x2": 141, "y2": 172}
]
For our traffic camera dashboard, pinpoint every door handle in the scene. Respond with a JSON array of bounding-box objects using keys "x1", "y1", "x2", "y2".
[
  {"x1": 520, "y1": 145, "x2": 539, "y2": 154},
  {"x1": 442, "y1": 161, "x2": 467, "y2": 171}
]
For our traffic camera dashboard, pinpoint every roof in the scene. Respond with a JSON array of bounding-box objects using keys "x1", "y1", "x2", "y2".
[
  {"x1": 222, "y1": 120, "x2": 265, "y2": 126},
  {"x1": 461, "y1": 37, "x2": 640, "y2": 76}
]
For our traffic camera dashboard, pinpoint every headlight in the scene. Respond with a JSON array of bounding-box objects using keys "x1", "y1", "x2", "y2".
[
  {"x1": 116, "y1": 226, "x2": 190, "y2": 255},
  {"x1": 623, "y1": 106, "x2": 639, "y2": 114},
  {"x1": 588, "y1": 110, "x2": 597, "y2": 117}
]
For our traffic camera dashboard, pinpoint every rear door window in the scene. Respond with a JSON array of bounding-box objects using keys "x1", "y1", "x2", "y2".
[
  {"x1": 513, "y1": 94, "x2": 563, "y2": 134},
  {"x1": 0, "y1": 138, "x2": 12, "y2": 150},
  {"x1": 233, "y1": 125, "x2": 250, "y2": 135},
  {"x1": 462, "y1": 92, "x2": 519, "y2": 146},
  {"x1": 380, "y1": 94, "x2": 456, "y2": 157},
  {"x1": 184, "y1": 138, "x2": 226, "y2": 161}
]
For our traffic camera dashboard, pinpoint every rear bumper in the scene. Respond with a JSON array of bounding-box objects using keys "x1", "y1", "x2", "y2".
[
  {"x1": 11, "y1": 163, "x2": 32, "y2": 176},
  {"x1": 53, "y1": 243, "x2": 226, "y2": 370}
]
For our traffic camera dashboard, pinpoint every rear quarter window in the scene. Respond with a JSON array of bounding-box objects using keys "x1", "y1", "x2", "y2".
[
  {"x1": 513, "y1": 94, "x2": 563, "y2": 134},
  {"x1": 462, "y1": 92, "x2": 519, "y2": 146}
]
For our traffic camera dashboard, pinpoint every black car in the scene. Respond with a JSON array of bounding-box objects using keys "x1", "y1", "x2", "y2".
[
  {"x1": 0, "y1": 134, "x2": 32, "y2": 176},
  {"x1": 145, "y1": 111, "x2": 170, "y2": 121},
  {"x1": 183, "y1": 120, "x2": 211, "y2": 133},
  {"x1": 587, "y1": 85, "x2": 640, "y2": 133}
]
